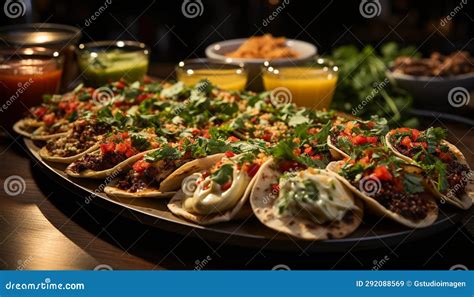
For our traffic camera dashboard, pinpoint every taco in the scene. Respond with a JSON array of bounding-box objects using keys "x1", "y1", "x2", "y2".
[
  {"x1": 104, "y1": 150, "x2": 225, "y2": 198},
  {"x1": 327, "y1": 116, "x2": 388, "y2": 159},
  {"x1": 39, "y1": 119, "x2": 111, "y2": 163},
  {"x1": 65, "y1": 130, "x2": 162, "y2": 178},
  {"x1": 167, "y1": 151, "x2": 266, "y2": 225},
  {"x1": 327, "y1": 148, "x2": 439, "y2": 228},
  {"x1": 386, "y1": 127, "x2": 473, "y2": 209},
  {"x1": 250, "y1": 159, "x2": 363, "y2": 240}
]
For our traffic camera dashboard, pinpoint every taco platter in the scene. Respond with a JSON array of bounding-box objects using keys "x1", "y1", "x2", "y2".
[{"x1": 15, "y1": 79, "x2": 472, "y2": 245}]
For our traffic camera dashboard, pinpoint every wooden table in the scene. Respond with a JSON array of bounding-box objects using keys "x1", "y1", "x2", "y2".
[{"x1": 0, "y1": 67, "x2": 473, "y2": 270}]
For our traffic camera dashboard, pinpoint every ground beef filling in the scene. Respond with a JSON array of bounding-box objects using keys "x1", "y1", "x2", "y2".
[
  {"x1": 71, "y1": 152, "x2": 128, "y2": 172},
  {"x1": 351, "y1": 180, "x2": 432, "y2": 221},
  {"x1": 118, "y1": 167, "x2": 160, "y2": 193},
  {"x1": 117, "y1": 159, "x2": 191, "y2": 193},
  {"x1": 392, "y1": 139, "x2": 469, "y2": 196},
  {"x1": 445, "y1": 161, "x2": 470, "y2": 197},
  {"x1": 46, "y1": 123, "x2": 110, "y2": 157}
]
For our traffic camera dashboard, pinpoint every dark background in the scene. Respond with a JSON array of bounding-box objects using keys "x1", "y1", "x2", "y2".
[{"x1": 2, "y1": 0, "x2": 473, "y2": 62}]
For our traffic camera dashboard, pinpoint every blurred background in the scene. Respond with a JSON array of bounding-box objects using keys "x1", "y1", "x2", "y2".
[{"x1": 1, "y1": 0, "x2": 472, "y2": 62}]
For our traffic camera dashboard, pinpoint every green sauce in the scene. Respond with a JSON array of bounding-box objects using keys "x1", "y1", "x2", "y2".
[{"x1": 79, "y1": 50, "x2": 148, "y2": 87}]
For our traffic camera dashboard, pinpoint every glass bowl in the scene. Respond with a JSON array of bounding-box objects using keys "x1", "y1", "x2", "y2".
[
  {"x1": 262, "y1": 58, "x2": 338, "y2": 110},
  {"x1": 176, "y1": 58, "x2": 247, "y2": 91},
  {"x1": 77, "y1": 40, "x2": 149, "y2": 87}
]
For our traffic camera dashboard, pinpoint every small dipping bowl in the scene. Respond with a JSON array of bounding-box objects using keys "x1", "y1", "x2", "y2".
[
  {"x1": 262, "y1": 58, "x2": 338, "y2": 110},
  {"x1": 176, "y1": 58, "x2": 247, "y2": 91},
  {"x1": 0, "y1": 47, "x2": 64, "y2": 127},
  {"x1": 77, "y1": 40, "x2": 150, "y2": 87}
]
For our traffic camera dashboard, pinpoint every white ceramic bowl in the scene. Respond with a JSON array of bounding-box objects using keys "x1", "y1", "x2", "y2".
[{"x1": 205, "y1": 38, "x2": 317, "y2": 90}]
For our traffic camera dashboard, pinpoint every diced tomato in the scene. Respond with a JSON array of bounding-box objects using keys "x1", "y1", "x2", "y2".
[
  {"x1": 133, "y1": 160, "x2": 151, "y2": 173},
  {"x1": 359, "y1": 156, "x2": 370, "y2": 166},
  {"x1": 100, "y1": 142, "x2": 115, "y2": 154},
  {"x1": 246, "y1": 163, "x2": 260, "y2": 178},
  {"x1": 261, "y1": 132, "x2": 273, "y2": 142},
  {"x1": 42, "y1": 113, "x2": 56, "y2": 125},
  {"x1": 401, "y1": 136, "x2": 412, "y2": 147},
  {"x1": 202, "y1": 130, "x2": 210, "y2": 139},
  {"x1": 137, "y1": 93, "x2": 152, "y2": 102},
  {"x1": 293, "y1": 148, "x2": 301, "y2": 156},
  {"x1": 120, "y1": 132, "x2": 129, "y2": 139},
  {"x1": 271, "y1": 183, "x2": 280, "y2": 194},
  {"x1": 373, "y1": 165, "x2": 393, "y2": 181},
  {"x1": 221, "y1": 180, "x2": 232, "y2": 191},
  {"x1": 202, "y1": 171, "x2": 210, "y2": 179},
  {"x1": 304, "y1": 147, "x2": 314, "y2": 156},
  {"x1": 311, "y1": 154, "x2": 322, "y2": 160},
  {"x1": 33, "y1": 107, "x2": 48, "y2": 118},
  {"x1": 115, "y1": 143, "x2": 128, "y2": 154},
  {"x1": 58, "y1": 101, "x2": 68, "y2": 110},
  {"x1": 191, "y1": 129, "x2": 200, "y2": 136},
  {"x1": 411, "y1": 129, "x2": 420, "y2": 141},
  {"x1": 352, "y1": 135, "x2": 368, "y2": 145},
  {"x1": 438, "y1": 152, "x2": 452, "y2": 161},
  {"x1": 115, "y1": 81, "x2": 126, "y2": 89},
  {"x1": 366, "y1": 121, "x2": 375, "y2": 129},
  {"x1": 366, "y1": 136, "x2": 378, "y2": 143},
  {"x1": 225, "y1": 151, "x2": 235, "y2": 158},
  {"x1": 125, "y1": 149, "x2": 135, "y2": 158},
  {"x1": 227, "y1": 136, "x2": 239, "y2": 142}
]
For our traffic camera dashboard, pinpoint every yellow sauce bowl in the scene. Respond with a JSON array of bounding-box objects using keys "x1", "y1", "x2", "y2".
[
  {"x1": 176, "y1": 60, "x2": 247, "y2": 91},
  {"x1": 263, "y1": 64, "x2": 338, "y2": 110}
]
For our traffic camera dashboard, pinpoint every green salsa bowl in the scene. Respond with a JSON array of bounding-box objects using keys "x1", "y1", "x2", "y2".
[{"x1": 77, "y1": 40, "x2": 149, "y2": 87}]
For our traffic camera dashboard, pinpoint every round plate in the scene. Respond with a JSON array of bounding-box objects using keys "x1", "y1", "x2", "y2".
[{"x1": 24, "y1": 138, "x2": 462, "y2": 252}]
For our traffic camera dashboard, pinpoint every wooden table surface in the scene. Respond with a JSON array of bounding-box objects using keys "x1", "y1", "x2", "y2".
[{"x1": 0, "y1": 67, "x2": 473, "y2": 270}]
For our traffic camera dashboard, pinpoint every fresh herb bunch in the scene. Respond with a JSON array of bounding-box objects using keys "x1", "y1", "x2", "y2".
[{"x1": 326, "y1": 42, "x2": 420, "y2": 127}]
